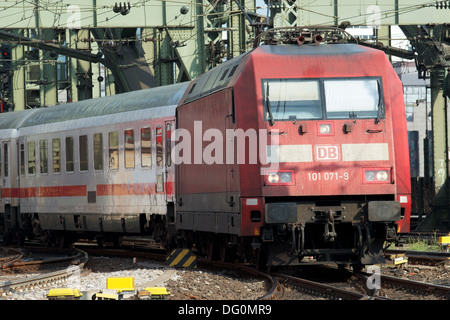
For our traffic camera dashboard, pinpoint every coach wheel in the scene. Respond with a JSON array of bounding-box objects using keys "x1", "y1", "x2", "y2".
[{"x1": 352, "y1": 262, "x2": 364, "y2": 272}]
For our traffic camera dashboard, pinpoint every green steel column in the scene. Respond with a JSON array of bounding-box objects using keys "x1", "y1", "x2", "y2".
[
  {"x1": 11, "y1": 30, "x2": 26, "y2": 111},
  {"x1": 75, "y1": 29, "x2": 93, "y2": 101},
  {"x1": 430, "y1": 68, "x2": 449, "y2": 208},
  {"x1": 39, "y1": 29, "x2": 58, "y2": 107}
]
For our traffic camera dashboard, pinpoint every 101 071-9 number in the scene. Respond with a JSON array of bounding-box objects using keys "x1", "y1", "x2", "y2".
[{"x1": 307, "y1": 172, "x2": 349, "y2": 181}]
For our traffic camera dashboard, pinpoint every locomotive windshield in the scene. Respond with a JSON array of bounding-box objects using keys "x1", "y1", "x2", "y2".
[{"x1": 262, "y1": 77, "x2": 383, "y2": 122}]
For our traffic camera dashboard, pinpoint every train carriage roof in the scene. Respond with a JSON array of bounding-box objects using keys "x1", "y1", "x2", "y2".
[{"x1": 0, "y1": 81, "x2": 189, "y2": 130}]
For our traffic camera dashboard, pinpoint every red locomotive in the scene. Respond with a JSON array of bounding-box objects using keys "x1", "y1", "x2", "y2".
[
  {"x1": 0, "y1": 28, "x2": 410, "y2": 269},
  {"x1": 175, "y1": 29, "x2": 410, "y2": 268}
]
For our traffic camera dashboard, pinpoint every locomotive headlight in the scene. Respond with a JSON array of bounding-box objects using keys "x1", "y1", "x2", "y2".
[
  {"x1": 266, "y1": 170, "x2": 294, "y2": 185},
  {"x1": 376, "y1": 170, "x2": 389, "y2": 181},
  {"x1": 319, "y1": 124, "x2": 332, "y2": 134},
  {"x1": 268, "y1": 173, "x2": 280, "y2": 183},
  {"x1": 365, "y1": 171, "x2": 375, "y2": 181},
  {"x1": 279, "y1": 172, "x2": 292, "y2": 183},
  {"x1": 363, "y1": 169, "x2": 391, "y2": 184}
]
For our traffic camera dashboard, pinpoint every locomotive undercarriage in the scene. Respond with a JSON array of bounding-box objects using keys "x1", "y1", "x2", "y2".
[{"x1": 262, "y1": 196, "x2": 400, "y2": 268}]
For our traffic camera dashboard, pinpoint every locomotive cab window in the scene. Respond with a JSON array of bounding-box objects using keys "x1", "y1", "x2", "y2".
[
  {"x1": 324, "y1": 79, "x2": 382, "y2": 119},
  {"x1": 263, "y1": 79, "x2": 322, "y2": 121},
  {"x1": 262, "y1": 77, "x2": 384, "y2": 122}
]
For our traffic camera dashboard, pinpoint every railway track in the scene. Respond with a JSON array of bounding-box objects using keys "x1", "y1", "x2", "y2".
[
  {"x1": 355, "y1": 271, "x2": 450, "y2": 299},
  {"x1": 0, "y1": 247, "x2": 23, "y2": 269},
  {"x1": 1, "y1": 243, "x2": 448, "y2": 300},
  {"x1": 385, "y1": 249, "x2": 450, "y2": 266},
  {"x1": 0, "y1": 248, "x2": 88, "y2": 296}
]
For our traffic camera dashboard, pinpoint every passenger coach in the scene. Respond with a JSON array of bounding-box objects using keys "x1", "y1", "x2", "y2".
[{"x1": 0, "y1": 83, "x2": 187, "y2": 246}]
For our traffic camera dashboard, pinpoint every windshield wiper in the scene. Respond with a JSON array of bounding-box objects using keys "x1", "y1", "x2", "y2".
[
  {"x1": 375, "y1": 81, "x2": 384, "y2": 124},
  {"x1": 266, "y1": 83, "x2": 275, "y2": 126}
]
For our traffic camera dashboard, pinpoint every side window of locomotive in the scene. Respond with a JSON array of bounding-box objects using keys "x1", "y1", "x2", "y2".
[
  {"x1": 323, "y1": 79, "x2": 382, "y2": 119},
  {"x1": 65, "y1": 136, "x2": 74, "y2": 172},
  {"x1": 20, "y1": 143, "x2": 25, "y2": 176},
  {"x1": 52, "y1": 138, "x2": 61, "y2": 173},
  {"x1": 141, "y1": 127, "x2": 151, "y2": 167},
  {"x1": 79, "y1": 135, "x2": 88, "y2": 172},
  {"x1": 262, "y1": 79, "x2": 322, "y2": 121},
  {"x1": 156, "y1": 127, "x2": 163, "y2": 167},
  {"x1": 124, "y1": 129, "x2": 135, "y2": 169},
  {"x1": 28, "y1": 141, "x2": 36, "y2": 175},
  {"x1": 93, "y1": 133, "x2": 103, "y2": 171},
  {"x1": 40, "y1": 140, "x2": 48, "y2": 174},
  {"x1": 108, "y1": 131, "x2": 119, "y2": 169},
  {"x1": 3, "y1": 143, "x2": 8, "y2": 178}
]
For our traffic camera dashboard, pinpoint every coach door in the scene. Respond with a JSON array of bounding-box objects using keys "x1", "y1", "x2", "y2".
[
  {"x1": 164, "y1": 120, "x2": 175, "y2": 202},
  {"x1": 1, "y1": 141, "x2": 11, "y2": 205},
  {"x1": 155, "y1": 125, "x2": 165, "y2": 199}
]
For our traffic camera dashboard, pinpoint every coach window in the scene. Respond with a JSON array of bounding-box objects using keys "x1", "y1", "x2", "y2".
[
  {"x1": 40, "y1": 140, "x2": 48, "y2": 174},
  {"x1": 108, "y1": 131, "x2": 118, "y2": 169},
  {"x1": 65, "y1": 136, "x2": 74, "y2": 172},
  {"x1": 141, "y1": 127, "x2": 151, "y2": 167},
  {"x1": 52, "y1": 138, "x2": 61, "y2": 173},
  {"x1": 93, "y1": 133, "x2": 103, "y2": 170},
  {"x1": 3, "y1": 143, "x2": 8, "y2": 177},
  {"x1": 20, "y1": 143, "x2": 25, "y2": 176},
  {"x1": 156, "y1": 127, "x2": 163, "y2": 167},
  {"x1": 124, "y1": 129, "x2": 135, "y2": 169},
  {"x1": 28, "y1": 141, "x2": 36, "y2": 175},
  {"x1": 79, "y1": 135, "x2": 88, "y2": 171}
]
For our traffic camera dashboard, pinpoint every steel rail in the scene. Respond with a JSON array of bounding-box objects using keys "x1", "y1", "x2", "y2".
[
  {"x1": 0, "y1": 249, "x2": 88, "y2": 295},
  {"x1": 271, "y1": 272, "x2": 375, "y2": 300},
  {"x1": 376, "y1": 272, "x2": 449, "y2": 298}
]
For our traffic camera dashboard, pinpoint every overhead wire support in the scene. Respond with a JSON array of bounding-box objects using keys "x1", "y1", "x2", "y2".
[
  {"x1": 232, "y1": 0, "x2": 270, "y2": 48},
  {"x1": 0, "y1": 30, "x2": 104, "y2": 64}
]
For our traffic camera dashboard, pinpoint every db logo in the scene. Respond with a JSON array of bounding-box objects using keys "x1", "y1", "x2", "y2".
[{"x1": 315, "y1": 145, "x2": 340, "y2": 161}]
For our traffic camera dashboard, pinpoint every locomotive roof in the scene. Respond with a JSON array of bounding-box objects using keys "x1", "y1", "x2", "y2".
[
  {"x1": 181, "y1": 43, "x2": 380, "y2": 105},
  {"x1": 257, "y1": 43, "x2": 375, "y2": 56},
  {"x1": 0, "y1": 81, "x2": 189, "y2": 130}
]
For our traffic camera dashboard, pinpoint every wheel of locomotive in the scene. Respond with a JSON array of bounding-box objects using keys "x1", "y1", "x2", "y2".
[
  {"x1": 219, "y1": 238, "x2": 229, "y2": 262},
  {"x1": 206, "y1": 241, "x2": 216, "y2": 261}
]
